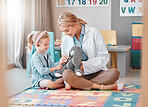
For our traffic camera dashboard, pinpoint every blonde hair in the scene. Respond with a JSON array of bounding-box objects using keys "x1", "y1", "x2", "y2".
[
  {"x1": 27, "y1": 33, "x2": 34, "y2": 52},
  {"x1": 27, "y1": 31, "x2": 49, "y2": 52},
  {"x1": 58, "y1": 12, "x2": 87, "y2": 27}
]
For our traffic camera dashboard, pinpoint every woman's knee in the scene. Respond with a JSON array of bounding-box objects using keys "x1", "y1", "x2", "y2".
[
  {"x1": 110, "y1": 68, "x2": 120, "y2": 79},
  {"x1": 62, "y1": 70, "x2": 74, "y2": 81}
]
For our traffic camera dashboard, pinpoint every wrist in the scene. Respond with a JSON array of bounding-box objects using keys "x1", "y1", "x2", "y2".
[
  {"x1": 59, "y1": 62, "x2": 62, "y2": 65},
  {"x1": 81, "y1": 62, "x2": 84, "y2": 71}
]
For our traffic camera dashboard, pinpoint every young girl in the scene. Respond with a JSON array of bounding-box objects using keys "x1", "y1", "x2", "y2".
[
  {"x1": 28, "y1": 31, "x2": 64, "y2": 89},
  {"x1": 27, "y1": 33, "x2": 34, "y2": 54}
]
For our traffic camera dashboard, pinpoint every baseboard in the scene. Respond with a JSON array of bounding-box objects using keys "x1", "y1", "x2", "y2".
[{"x1": 7, "y1": 64, "x2": 15, "y2": 70}]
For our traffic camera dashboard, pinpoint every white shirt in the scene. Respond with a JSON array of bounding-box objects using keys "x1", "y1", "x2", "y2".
[{"x1": 60, "y1": 25, "x2": 109, "y2": 75}]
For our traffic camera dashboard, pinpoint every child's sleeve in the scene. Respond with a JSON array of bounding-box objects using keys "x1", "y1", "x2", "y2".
[
  {"x1": 49, "y1": 55, "x2": 59, "y2": 67},
  {"x1": 32, "y1": 55, "x2": 51, "y2": 75}
]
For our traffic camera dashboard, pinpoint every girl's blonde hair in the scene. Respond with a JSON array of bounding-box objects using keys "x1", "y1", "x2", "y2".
[
  {"x1": 27, "y1": 31, "x2": 49, "y2": 52},
  {"x1": 58, "y1": 12, "x2": 87, "y2": 27}
]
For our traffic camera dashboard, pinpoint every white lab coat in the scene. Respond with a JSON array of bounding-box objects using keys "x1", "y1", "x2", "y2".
[{"x1": 60, "y1": 25, "x2": 109, "y2": 75}]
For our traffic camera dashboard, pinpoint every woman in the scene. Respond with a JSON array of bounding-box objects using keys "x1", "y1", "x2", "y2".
[{"x1": 58, "y1": 12, "x2": 124, "y2": 90}]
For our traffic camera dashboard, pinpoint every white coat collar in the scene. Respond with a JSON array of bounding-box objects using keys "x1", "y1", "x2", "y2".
[
  {"x1": 85, "y1": 25, "x2": 89, "y2": 33},
  {"x1": 83, "y1": 25, "x2": 89, "y2": 43}
]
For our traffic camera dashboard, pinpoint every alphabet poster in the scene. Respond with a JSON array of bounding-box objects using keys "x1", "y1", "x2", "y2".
[{"x1": 120, "y1": 0, "x2": 143, "y2": 16}]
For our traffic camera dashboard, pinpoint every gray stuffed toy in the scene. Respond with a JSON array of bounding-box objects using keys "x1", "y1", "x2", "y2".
[{"x1": 54, "y1": 46, "x2": 83, "y2": 77}]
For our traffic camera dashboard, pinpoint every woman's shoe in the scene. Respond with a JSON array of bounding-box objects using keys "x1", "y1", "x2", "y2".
[{"x1": 117, "y1": 82, "x2": 125, "y2": 90}]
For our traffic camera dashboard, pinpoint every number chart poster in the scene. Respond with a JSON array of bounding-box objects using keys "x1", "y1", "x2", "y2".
[
  {"x1": 120, "y1": 0, "x2": 143, "y2": 16},
  {"x1": 56, "y1": 0, "x2": 110, "y2": 7}
]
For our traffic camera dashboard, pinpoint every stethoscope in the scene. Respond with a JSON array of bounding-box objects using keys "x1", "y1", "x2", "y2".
[{"x1": 43, "y1": 54, "x2": 59, "y2": 79}]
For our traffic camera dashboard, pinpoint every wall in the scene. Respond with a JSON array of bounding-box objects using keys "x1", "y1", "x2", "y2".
[
  {"x1": 111, "y1": 0, "x2": 142, "y2": 45},
  {"x1": 0, "y1": 0, "x2": 8, "y2": 106},
  {"x1": 51, "y1": 0, "x2": 111, "y2": 39}
]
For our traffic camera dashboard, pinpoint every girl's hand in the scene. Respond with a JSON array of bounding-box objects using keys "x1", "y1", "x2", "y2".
[
  {"x1": 59, "y1": 54, "x2": 71, "y2": 64},
  {"x1": 57, "y1": 64, "x2": 63, "y2": 70}
]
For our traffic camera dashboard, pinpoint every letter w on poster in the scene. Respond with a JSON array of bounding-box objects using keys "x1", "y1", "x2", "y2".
[{"x1": 120, "y1": 0, "x2": 143, "y2": 16}]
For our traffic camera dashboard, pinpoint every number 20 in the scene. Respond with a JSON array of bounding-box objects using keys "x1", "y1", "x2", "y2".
[{"x1": 99, "y1": 0, "x2": 108, "y2": 5}]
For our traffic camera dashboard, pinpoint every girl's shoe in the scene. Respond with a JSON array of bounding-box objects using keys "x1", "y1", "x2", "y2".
[
  {"x1": 54, "y1": 73, "x2": 62, "y2": 77},
  {"x1": 64, "y1": 81, "x2": 71, "y2": 90}
]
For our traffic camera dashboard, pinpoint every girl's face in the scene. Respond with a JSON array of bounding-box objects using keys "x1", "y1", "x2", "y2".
[
  {"x1": 59, "y1": 23, "x2": 77, "y2": 38},
  {"x1": 37, "y1": 37, "x2": 50, "y2": 53}
]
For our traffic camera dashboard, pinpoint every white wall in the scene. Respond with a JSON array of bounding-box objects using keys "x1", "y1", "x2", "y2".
[{"x1": 51, "y1": 0, "x2": 111, "y2": 39}]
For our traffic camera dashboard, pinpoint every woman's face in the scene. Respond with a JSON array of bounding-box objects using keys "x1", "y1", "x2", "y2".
[{"x1": 59, "y1": 24, "x2": 77, "y2": 38}]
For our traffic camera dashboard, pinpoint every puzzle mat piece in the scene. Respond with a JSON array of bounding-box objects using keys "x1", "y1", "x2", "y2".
[
  {"x1": 67, "y1": 89, "x2": 111, "y2": 94},
  {"x1": 8, "y1": 98, "x2": 42, "y2": 106},
  {"x1": 45, "y1": 95, "x2": 109, "y2": 102},
  {"x1": 103, "y1": 92, "x2": 140, "y2": 107},
  {"x1": 125, "y1": 84, "x2": 140, "y2": 89},
  {"x1": 68, "y1": 100, "x2": 105, "y2": 107},
  {"x1": 22, "y1": 88, "x2": 105, "y2": 95},
  {"x1": 136, "y1": 98, "x2": 141, "y2": 107},
  {"x1": 22, "y1": 88, "x2": 61, "y2": 94},
  {"x1": 35, "y1": 99, "x2": 72, "y2": 106},
  {"x1": 12, "y1": 93, "x2": 49, "y2": 99},
  {"x1": 50, "y1": 90, "x2": 112, "y2": 97},
  {"x1": 104, "y1": 102, "x2": 139, "y2": 107},
  {"x1": 58, "y1": 88, "x2": 113, "y2": 92},
  {"x1": 107, "y1": 92, "x2": 140, "y2": 102},
  {"x1": 114, "y1": 88, "x2": 140, "y2": 93}
]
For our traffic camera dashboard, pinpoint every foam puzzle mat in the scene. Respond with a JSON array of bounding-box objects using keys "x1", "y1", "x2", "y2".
[{"x1": 8, "y1": 84, "x2": 140, "y2": 107}]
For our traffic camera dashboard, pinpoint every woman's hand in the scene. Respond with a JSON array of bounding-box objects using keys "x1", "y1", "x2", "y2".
[{"x1": 59, "y1": 54, "x2": 71, "y2": 64}]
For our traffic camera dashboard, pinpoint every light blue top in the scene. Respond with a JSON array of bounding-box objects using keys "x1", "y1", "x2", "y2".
[
  {"x1": 31, "y1": 51, "x2": 58, "y2": 88},
  {"x1": 73, "y1": 24, "x2": 88, "y2": 61}
]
